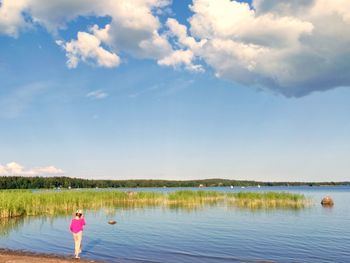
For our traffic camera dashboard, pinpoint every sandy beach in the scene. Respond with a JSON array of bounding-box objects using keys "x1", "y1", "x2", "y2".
[{"x1": 0, "y1": 249, "x2": 101, "y2": 263}]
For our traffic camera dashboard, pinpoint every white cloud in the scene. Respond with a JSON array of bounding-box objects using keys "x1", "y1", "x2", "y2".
[
  {"x1": 158, "y1": 49, "x2": 203, "y2": 72},
  {"x1": 56, "y1": 31, "x2": 120, "y2": 68},
  {"x1": 1, "y1": 0, "x2": 173, "y2": 60},
  {"x1": 0, "y1": 162, "x2": 64, "y2": 176},
  {"x1": 0, "y1": 0, "x2": 28, "y2": 37},
  {"x1": 1, "y1": 0, "x2": 350, "y2": 97},
  {"x1": 156, "y1": 18, "x2": 205, "y2": 72},
  {"x1": 27, "y1": 0, "x2": 106, "y2": 33},
  {"x1": 166, "y1": 18, "x2": 206, "y2": 50},
  {"x1": 86, "y1": 89, "x2": 108, "y2": 99},
  {"x1": 89, "y1": 1, "x2": 173, "y2": 60},
  {"x1": 180, "y1": 0, "x2": 350, "y2": 96},
  {"x1": 253, "y1": 0, "x2": 315, "y2": 15},
  {"x1": 53, "y1": 0, "x2": 173, "y2": 67}
]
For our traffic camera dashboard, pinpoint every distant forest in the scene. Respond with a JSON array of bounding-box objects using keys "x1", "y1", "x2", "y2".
[{"x1": 0, "y1": 176, "x2": 349, "y2": 189}]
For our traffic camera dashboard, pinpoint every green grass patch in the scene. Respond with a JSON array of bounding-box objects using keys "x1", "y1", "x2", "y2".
[
  {"x1": 228, "y1": 191, "x2": 309, "y2": 209},
  {"x1": 0, "y1": 190, "x2": 310, "y2": 218}
]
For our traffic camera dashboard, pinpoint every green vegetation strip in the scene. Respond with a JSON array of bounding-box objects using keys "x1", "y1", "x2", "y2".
[
  {"x1": 0, "y1": 190, "x2": 309, "y2": 218},
  {"x1": 1, "y1": 176, "x2": 348, "y2": 189}
]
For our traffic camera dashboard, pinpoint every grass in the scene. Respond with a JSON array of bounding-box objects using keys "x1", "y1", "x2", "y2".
[
  {"x1": 227, "y1": 192, "x2": 310, "y2": 209},
  {"x1": 0, "y1": 190, "x2": 310, "y2": 218}
]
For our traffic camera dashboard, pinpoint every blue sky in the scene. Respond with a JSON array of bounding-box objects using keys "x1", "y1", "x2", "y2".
[{"x1": 0, "y1": 0, "x2": 349, "y2": 181}]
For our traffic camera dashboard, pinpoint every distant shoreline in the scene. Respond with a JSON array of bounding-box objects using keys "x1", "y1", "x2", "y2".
[
  {"x1": 0, "y1": 249, "x2": 101, "y2": 263},
  {"x1": 0, "y1": 176, "x2": 349, "y2": 190},
  {"x1": 0, "y1": 176, "x2": 350, "y2": 189}
]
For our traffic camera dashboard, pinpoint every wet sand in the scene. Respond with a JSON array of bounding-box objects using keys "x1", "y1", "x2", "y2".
[{"x1": 0, "y1": 249, "x2": 102, "y2": 263}]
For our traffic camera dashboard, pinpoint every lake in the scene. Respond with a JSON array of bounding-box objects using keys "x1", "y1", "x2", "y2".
[{"x1": 0, "y1": 186, "x2": 349, "y2": 262}]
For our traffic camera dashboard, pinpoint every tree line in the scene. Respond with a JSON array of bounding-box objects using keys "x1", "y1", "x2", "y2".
[{"x1": 0, "y1": 176, "x2": 348, "y2": 189}]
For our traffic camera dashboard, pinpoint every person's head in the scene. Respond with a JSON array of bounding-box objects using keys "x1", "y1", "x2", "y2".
[{"x1": 75, "y1": 209, "x2": 83, "y2": 218}]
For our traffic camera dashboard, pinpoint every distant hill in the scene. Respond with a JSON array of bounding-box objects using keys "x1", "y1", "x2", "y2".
[{"x1": 0, "y1": 176, "x2": 349, "y2": 189}]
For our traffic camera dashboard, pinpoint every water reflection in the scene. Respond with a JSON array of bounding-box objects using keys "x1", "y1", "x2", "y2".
[
  {"x1": 228, "y1": 200, "x2": 313, "y2": 211},
  {"x1": 0, "y1": 199, "x2": 311, "y2": 238},
  {"x1": 0, "y1": 217, "x2": 25, "y2": 237}
]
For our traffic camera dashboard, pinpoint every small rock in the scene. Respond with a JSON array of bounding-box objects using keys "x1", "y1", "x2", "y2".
[
  {"x1": 108, "y1": 220, "x2": 117, "y2": 225},
  {"x1": 321, "y1": 196, "x2": 334, "y2": 206}
]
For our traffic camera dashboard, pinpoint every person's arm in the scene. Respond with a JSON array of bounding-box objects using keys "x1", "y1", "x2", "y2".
[{"x1": 69, "y1": 220, "x2": 73, "y2": 232}]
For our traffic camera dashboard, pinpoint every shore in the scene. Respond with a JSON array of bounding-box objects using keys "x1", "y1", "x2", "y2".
[{"x1": 0, "y1": 249, "x2": 102, "y2": 263}]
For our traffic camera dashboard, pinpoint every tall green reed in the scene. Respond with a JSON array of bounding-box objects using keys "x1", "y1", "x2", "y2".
[{"x1": 0, "y1": 190, "x2": 309, "y2": 218}]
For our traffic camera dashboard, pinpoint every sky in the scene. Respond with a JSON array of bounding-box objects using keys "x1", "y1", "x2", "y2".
[{"x1": 0, "y1": 0, "x2": 350, "y2": 182}]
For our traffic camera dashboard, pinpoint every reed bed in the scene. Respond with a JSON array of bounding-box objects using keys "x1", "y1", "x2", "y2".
[
  {"x1": 0, "y1": 190, "x2": 309, "y2": 218},
  {"x1": 167, "y1": 190, "x2": 223, "y2": 203},
  {"x1": 228, "y1": 192, "x2": 310, "y2": 209}
]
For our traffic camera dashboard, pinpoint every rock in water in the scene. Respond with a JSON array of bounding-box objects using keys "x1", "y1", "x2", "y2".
[
  {"x1": 321, "y1": 196, "x2": 334, "y2": 206},
  {"x1": 108, "y1": 220, "x2": 117, "y2": 225}
]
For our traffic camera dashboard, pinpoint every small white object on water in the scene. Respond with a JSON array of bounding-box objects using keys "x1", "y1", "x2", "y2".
[
  {"x1": 230, "y1": 186, "x2": 233, "y2": 189},
  {"x1": 257, "y1": 185, "x2": 261, "y2": 188},
  {"x1": 241, "y1": 186, "x2": 245, "y2": 189}
]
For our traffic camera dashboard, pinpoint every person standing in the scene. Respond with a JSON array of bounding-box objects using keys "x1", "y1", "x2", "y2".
[{"x1": 70, "y1": 209, "x2": 86, "y2": 259}]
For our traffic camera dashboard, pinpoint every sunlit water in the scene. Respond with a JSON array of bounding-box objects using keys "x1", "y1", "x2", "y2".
[{"x1": 0, "y1": 186, "x2": 349, "y2": 262}]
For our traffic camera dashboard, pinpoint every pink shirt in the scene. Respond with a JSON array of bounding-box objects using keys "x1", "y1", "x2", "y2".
[{"x1": 70, "y1": 218, "x2": 86, "y2": 233}]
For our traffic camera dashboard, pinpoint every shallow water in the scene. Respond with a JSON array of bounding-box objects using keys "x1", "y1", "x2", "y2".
[{"x1": 0, "y1": 186, "x2": 349, "y2": 262}]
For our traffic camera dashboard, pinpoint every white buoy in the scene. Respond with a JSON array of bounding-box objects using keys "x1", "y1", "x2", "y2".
[{"x1": 230, "y1": 185, "x2": 233, "y2": 189}]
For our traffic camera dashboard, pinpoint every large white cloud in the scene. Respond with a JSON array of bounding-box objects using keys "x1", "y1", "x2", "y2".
[
  {"x1": 1, "y1": 0, "x2": 350, "y2": 97},
  {"x1": 0, "y1": 0, "x2": 173, "y2": 63},
  {"x1": 53, "y1": 0, "x2": 174, "y2": 68},
  {"x1": 182, "y1": 0, "x2": 350, "y2": 96},
  {"x1": 0, "y1": 162, "x2": 64, "y2": 176}
]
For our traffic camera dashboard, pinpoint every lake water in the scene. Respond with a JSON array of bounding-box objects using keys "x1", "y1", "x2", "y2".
[{"x1": 0, "y1": 186, "x2": 349, "y2": 262}]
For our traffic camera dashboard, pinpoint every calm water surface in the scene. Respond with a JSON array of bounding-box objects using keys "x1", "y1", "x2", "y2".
[{"x1": 0, "y1": 186, "x2": 349, "y2": 262}]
